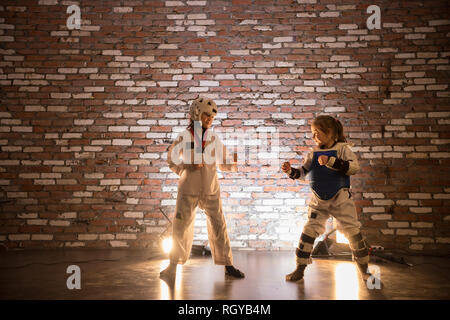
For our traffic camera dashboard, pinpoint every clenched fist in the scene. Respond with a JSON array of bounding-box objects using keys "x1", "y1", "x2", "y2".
[
  {"x1": 318, "y1": 155, "x2": 329, "y2": 166},
  {"x1": 281, "y1": 161, "x2": 291, "y2": 173}
]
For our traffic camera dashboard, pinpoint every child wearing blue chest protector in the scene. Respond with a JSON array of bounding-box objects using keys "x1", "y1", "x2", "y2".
[{"x1": 282, "y1": 115, "x2": 372, "y2": 282}]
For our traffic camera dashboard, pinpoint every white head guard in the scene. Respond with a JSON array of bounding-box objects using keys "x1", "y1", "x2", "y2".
[{"x1": 189, "y1": 97, "x2": 218, "y2": 121}]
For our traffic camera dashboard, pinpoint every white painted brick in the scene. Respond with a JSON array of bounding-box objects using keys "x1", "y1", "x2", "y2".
[
  {"x1": 8, "y1": 234, "x2": 30, "y2": 240},
  {"x1": 396, "y1": 200, "x2": 418, "y2": 206},
  {"x1": 430, "y1": 153, "x2": 450, "y2": 158},
  {"x1": 289, "y1": 68, "x2": 304, "y2": 74},
  {"x1": 361, "y1": 153, "x2": 381, "y2": 159},
  {"x1": 49, "y1": 220, "x2": 70, "y2": 226},
  {"x1": 124, "y1": 211, "x2": 144, "y2": 218},
  {"x1": 415, "y1": 27, "x2": 435, "y2": 33},
  {"x1": 110, "y1": 241, "x2": 129, "y2": 247},
  {"x1": 320, "y1": 11, "x2": 339, "y2": 17},
  {"x1": 371, "y1": 214, "x2": 392, "y2": 220},
  {"x1": 364, "y1": 193, "x2": 385, "y2": 199},
  {"x1": 388, "y1": 222, "x2": 409, "y2": 228},
  {"x1": 113, "y1": 7, "x2": 133, "y2": 13},
  {"x1": 338, "y1": 24, "x2": 357, "y2": 30},
  {"x1": 100, "y1": 179, "x2": 120, "y2": 185},
  {"x1": 427, "y1": 84, "x2": 448, "y2": 90},
  {"x1": 391, "y1": 66, "x2": 412, "y2": 72},
  {"x1": 116, "y1": 233, "x2": 137, "y2": 240},
  {"x1": 405, "y1": 33, "x2": 425, "y2": 40},
  {"x1": 411, "y1": 237, "x2": 434, "y2": 244},
  {"x1": 98, "y1": 234, "x2": 114, "y2": 240},
  {"x1": 31, "y1": 234, "x2": 53, "y2": 241},
  {"x1": 200, "y1": 80, "x2": 219, "y2": 86},
  {"x1": 415, "y1": 146, "x2": 437, "y2": 152},
  {"x1": 363, "y1": 207, "x2": 385, "y2": 213},
  {"x1": 408, "y1": 193, "x2": 431, "y2": 199},
  {"x1": 316, "y1": 36, "x2": 335, "y2": 42},
  {"x1": 59, "y1": 212, "x2": 77, "y2": 219},
  {"x1": 274, "y1": 37, "x2": 293, "y2": 42},
  {"x1": 102, "y1": 50, "x2": 122, "y2": 55},
  {"x1": 397, "y1": 229, "x2": 418, "y2": 235},
  {"x1": 162, "y1": 199, "x2": 176, "y2": 206},
  {"x1": 378, "y1": 48, "x2": 398, "y2": 53},
  {"x1": 324, "y1": 107, "x2": 345, "y2": 113},
  {"x1": 393, "y1": 146, "x2": 414, "y2": 152},
  {"x1": 339, "y1": 36, "x2": 358, "y2": 42},
  {"x1": 73, "y1": 191, "x2": 92, "y2": 197},
  {"x1": 411, "y1": 222, "x2": 433, "y2": 228},
  {"x1": 434, "y1": 193, "x2": 450, "y2": 199},
  {"x1": 429, "y1": 20, "x2": 450, "y2": 26},
  {"x1": 34, "y1": 179, "x2": 55, "y2": 185},
  {"x1": 373, "y1": 146, "x2": 392, "y2": 152},
  {"x1": 383, "y1": 99, "x2": 401, "y2": 104},
  {"x1": 196, "y1": 20, "x2": 215, "y2": 26},
  {"x1": 18, "y1": 213, "x2": 38, "y2": 219},
  {"x1": 358, "y1": 86, "x2": 378, "y2": 92},
  {"x1": 295, "y1": 99, "x2": 315, "y2": 105},
  {"x1": 78, "y1": 234, "x2": 98, "y2": 241},
  {"x1": 304, "y1": 80, "x2": 324, "y2": 86}
]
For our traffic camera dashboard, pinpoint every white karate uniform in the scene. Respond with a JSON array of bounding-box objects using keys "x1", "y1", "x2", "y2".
[{"x1": 167, "y1": 128, "x2": 237, "y2": 265}]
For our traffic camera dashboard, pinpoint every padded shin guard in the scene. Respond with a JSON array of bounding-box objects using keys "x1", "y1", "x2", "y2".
[
  {"x1": 295, "y1": 233, "x2": 316, "y2": 265},
  {"x1": 349, "y1": 232, "x2": 369, "y2": 264}
]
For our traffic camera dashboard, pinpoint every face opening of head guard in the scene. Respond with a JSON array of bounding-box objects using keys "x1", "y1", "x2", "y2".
[{"x1": 189, "y1": 97, "x2": 218, "y2": 122}]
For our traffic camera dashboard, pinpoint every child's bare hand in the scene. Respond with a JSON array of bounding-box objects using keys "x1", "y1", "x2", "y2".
[
  {"x1": 281, "y1": 161, "x2": 291, "y2": 173},
  {"x1": 318, "y1": 155, "x2": 328, "y2": 166}
]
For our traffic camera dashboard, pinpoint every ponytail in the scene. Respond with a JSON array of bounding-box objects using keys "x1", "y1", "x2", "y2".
[{"x1": 334, "y1": 118, "x2": 346, "y2": 142}]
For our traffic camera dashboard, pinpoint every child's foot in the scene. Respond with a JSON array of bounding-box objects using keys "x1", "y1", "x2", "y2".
[
  {"x1": 286, "y1": 264, "x2": 306, "y2": 282},
  {"x1": 160, "y1": 264, "x2": 176, "y2": 283},
  {"x1": 225, "y1": 265, "x2": 245, "y2": 278}
]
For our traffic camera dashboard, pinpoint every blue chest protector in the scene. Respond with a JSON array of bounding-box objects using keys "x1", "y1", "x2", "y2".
[{"x1": 308, "y1": 150, "x2": 350, "y2": 200}]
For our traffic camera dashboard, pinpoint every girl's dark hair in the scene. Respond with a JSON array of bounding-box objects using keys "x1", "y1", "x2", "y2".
[{"x1": 312, "y1": 115, "x2": 347, "y2": 143}]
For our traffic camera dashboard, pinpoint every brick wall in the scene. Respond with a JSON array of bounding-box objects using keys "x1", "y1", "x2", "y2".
[{"x1": 0, "y1": 0, "x2": 449, "y2": 254}]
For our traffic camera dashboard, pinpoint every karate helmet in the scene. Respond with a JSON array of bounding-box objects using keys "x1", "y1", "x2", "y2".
[{"x1": 189, "y1": 97, "x2": 218, "y2": 121}]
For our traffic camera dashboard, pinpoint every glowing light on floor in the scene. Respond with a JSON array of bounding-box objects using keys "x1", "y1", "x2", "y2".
[
  {"x1": 336, "y1": 230, "x2": 349, "y2": 244},
  {"x1": 334, "y1": 262, "x2": 359, "y2": 300},
  {"x1": 159, "y1": 260, "x2": 183, "y2": 300},
  {"x1": 162, "y1": 237, "x2": 173, "y2": 253}
]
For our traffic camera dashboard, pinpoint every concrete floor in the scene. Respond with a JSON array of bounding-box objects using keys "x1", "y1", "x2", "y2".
[{"x1": 0, "y1": 249, "x2": 449, "y2": 300}]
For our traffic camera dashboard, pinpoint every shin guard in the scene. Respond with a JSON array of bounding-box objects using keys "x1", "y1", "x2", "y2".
[
  {"x1": 348, "y1": 232, "x2": 370, "y2": 265},
  {"x1": 295, "y1": 233, "x2": 316, "y2": 265}
]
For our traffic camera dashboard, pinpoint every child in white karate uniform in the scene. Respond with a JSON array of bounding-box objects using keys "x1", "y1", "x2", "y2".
[
  {"x1": 282, "y1": 115, "x2": 371, "y2": 282},
  {"x1": 160, "y1": 97, "x2": 245, "y2": 281}
]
